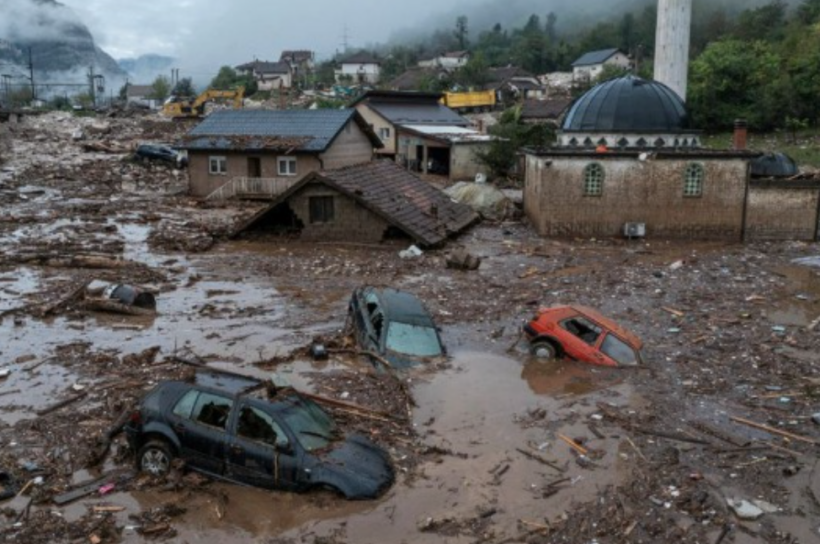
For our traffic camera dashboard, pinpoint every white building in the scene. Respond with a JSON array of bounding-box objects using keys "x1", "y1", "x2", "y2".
[
  {"x1": 418, "y1": 51, "x2": 471, "y2": 71},
  {"x1": 571, "y1": 49, "x2": 631, "y2": 82},
  {"x1": 335, "y1": 52, "x2": 381, "y2": 85}
]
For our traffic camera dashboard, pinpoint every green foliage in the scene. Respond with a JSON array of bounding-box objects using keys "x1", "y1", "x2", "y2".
[
  {"x1": 150, "y1": 75, "x2": 171, "y2": 102},
  {"x1": 595, "y1": 64, "x2": 631, "y2": 83},
  {"x1": 734, "y1": 0, "x2": 788, "y2": 42},
  {"x1": 49, "y1": 95, "x2": 72, "y2": 111},
  {"x1": 454, "y1": 16, "x2": 469, "y2": 50},
  {"x1": 210, "y1": 66, "x2": 256, "y2": 95},
  {"x1": 172, "y1": 77, "x2": 196, "y2": 98},
  {"x1": 454, "y1": 52, "x2": 490, "y2": 88},
  {"x1": 474, "y1": 106, "x2": 555, "y2": 179}
]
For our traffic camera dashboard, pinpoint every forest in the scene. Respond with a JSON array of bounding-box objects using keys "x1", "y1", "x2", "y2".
[{"x1": 365, "y1": 0, "x2": 820, "y2": 132}]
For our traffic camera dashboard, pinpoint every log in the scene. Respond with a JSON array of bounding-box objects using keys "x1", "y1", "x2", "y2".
[
  {"x1": 558, "y1": 434, "x2": 589, "y2": 455},
  {"x1": 515, "y1": 448, "x2": 566, "y2": 473},
  {"x1": 36, "y1": 280, "x2": 92, "y2": 317},
  {"x1": 730, "y1": 416, "x2": 818, "y2": 445},
  {"x1": 36, "y1": 392, "x2": 87, "y2": 417}
]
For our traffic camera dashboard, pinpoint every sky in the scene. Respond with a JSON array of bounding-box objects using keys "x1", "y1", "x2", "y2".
[{"x1": 60, "y1": 0, "x2": 461, "y2": 78}]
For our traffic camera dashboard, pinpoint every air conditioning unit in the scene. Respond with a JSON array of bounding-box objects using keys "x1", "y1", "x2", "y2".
[{"x1": 623, "y1": 222, "x2": 646, "y2": 238}]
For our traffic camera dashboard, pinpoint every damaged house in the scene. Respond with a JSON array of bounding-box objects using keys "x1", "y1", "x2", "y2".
[
  {"x1": 235, "y1": 160, "x2": 479, "y2": 246},
  {"x1": 181, "y1": 109, "x2": 382, "y2": 198}
]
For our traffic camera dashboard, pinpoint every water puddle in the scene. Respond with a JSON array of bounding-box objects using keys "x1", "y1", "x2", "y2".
[{"x1": 768, "y1": 265, "x2": 820, "y2": 327}]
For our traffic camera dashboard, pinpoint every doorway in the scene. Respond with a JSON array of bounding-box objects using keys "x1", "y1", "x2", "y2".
[{"x1": 247, "y1": 157, "x2": 262, "y2": 178}]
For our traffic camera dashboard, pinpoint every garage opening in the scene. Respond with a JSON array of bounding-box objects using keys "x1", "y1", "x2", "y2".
[
  {"x1": 244, "y1": 202, "x2": 304, "y2": 238},
  {"x1": 426, "y1": 147, "x2": 450, "y2": 176}
]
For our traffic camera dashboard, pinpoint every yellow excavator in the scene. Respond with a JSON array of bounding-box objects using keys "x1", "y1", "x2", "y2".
[{"x1": 162, "y1": 87, "x2": 245, "y2": 119}]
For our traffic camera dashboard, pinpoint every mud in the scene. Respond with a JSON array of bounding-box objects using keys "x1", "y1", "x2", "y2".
[{"x1": 1, "y1": 111, "x2": 820, "y2": 543}]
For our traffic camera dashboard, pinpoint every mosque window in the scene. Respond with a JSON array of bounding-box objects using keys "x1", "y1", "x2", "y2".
[
  {"x1": 684, "y1": 163, "x2": 704, "y2": 197},
  {"x1": 583, "y1": 163, "x2": 605, "y2": 196}
]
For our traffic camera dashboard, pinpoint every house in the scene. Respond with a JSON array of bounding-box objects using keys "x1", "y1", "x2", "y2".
[
  {"x1": 571, "y1": 48, "x2": 631, "y2": 82},
  {"x1": 235, "y1": 60, "x2": 293, "y2": 90},
  {"x1": 418, "y1": 51, "x2": 470, "y2": 71},
  {"x1": 520, "y1": 98, "x2": 572, "y2": 125},
  {"x1": 124, "y1": 84, "x2": 159, "y2": 109},
  {"x1": 523, "y1": 75, "x2": 820, "y2": 242},
  {"x1": 335, "y1": 52, "x2": 381, "y2": 85},
  {"x1": 180, "y1": 109, "x2": 382, "y2": 198},
  {"x1": 388, "y1": 68, "x2": 449, "y2": 91},
  {"x1": 279, "y1": 50, "x2": 315, "y2": 76},
  {"x1": 235, "y1": 160, "x2": 479, "y2": 246},
  {"x1": 482, "y1": 67, "x2": 545, "y2": 104}
]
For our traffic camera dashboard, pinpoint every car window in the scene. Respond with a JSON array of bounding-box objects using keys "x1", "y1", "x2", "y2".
[
  {"x1": 281, "y1": 396, "x2": 337, "y2": 452},
  {"x1": 561, "y1": 317, "x2": 602, "y2": 345},
  {"x1": 237, "y1": 406, "x2": 289, "y2": 448},
  {"x1": 172, "y1": 390, "x2": 199, "y2": 419},
  {"x1": 191, "y1": 392, "x2": 233, "y2": 430},
  {"x1": 600, "y1": 334, "x2": 639, "y2": 366},
  {"x1": 385, "y1": 323, "x2": 442, "y2": 357}
]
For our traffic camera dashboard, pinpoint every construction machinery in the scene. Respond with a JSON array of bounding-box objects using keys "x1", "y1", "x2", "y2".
[
  {"x1": 441, "y1": 90, "x2": 496, "y2": 112},
  {"x1": 162, "y1": 87, "x2": 245, "y2": 119}
]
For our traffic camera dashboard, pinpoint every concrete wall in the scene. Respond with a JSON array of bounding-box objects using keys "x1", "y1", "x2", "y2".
[
  {"x1": 288, "y1": 183, "x2": 391, "y2": 242},
  {"x1": 746, "y1": 181, "x2": 820, "y2": 241},
  {"x1": 320, "y1": 122, "x2": 375, "y2": 169},
  {"x1": 450, "y1": 143, "x2": 490, "y2": 181},
  {"x1": 354, "y1": 104, "x2": 395, "y2": 155},
  {"x1": 188, "y1": 152, "x2": 321, "y2": 197},
  {"x1": 524, "y1": 154, "x2": 749, "y2": 240}
]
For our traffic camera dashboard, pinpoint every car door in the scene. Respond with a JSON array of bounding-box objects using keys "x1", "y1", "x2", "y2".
[
  {"x1": 174, "y1": 391, "x2": 233, "y2": 475},
  {"x1": 226, "y1": 402, "x2": 301, "y2": 490}
]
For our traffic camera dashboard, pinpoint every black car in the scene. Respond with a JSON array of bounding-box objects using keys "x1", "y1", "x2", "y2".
[
  {"x1": 348, "y1": 286, "x2": 445, "y2": 369},
  {"x1": 124, "y1": 372, "x2": 394, "y2": 500},
  {"x1": 134, "y1": 144, "x2": 188, "y2": 168}
]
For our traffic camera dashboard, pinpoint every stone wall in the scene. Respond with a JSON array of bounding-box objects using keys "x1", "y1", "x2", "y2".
[
  {"x1": 288, "y1": 183, "x2": 391, "y2": 243},
  {"x1": 746, "y1": 180, "x2": 820, "y2": 241},
  {"x1": 524, "y1": 153, "x2": 749, "y2": 240}
]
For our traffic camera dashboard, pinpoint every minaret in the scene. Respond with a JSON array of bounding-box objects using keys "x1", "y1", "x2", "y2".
[{"x1": 654, "y1": 0, "x2": 692, "y2": 101}]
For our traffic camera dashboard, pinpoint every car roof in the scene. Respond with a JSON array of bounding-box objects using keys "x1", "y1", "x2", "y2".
[
  {"x1": 191, "y1": 371, "x2": 262, "y2": 395},
  {"x1": 569, "y1": 305, "x2": 643, "y2": 349},
  {"x1": 361, "y1": 287, "x2": 436, "y2": 327}
]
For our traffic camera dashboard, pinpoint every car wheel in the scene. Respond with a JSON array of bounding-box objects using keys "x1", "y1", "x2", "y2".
[
  {"x1": 530, "y1": 341, "x2": 557, "y2": 360},
  {"x1": 138, "y1": 440, "x2": 173, "y2": 476}
]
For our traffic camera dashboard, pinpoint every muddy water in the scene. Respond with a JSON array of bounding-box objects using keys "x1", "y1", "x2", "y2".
[
  {"x1": 96, "y1": 348, "x2": 634, "y2": 543},
  {"x1": 768, "y1": 265, "x2": 820, "y2": 327}
]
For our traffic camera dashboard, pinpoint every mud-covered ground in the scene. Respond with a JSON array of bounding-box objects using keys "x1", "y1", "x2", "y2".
[{"x1": 0, "y1": 112, "x2": 819, "y2": 544}]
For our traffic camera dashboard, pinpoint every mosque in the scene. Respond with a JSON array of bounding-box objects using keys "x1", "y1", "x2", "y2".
[{"x1": 523, "y1": 0, "x2": 820, "y2": 242}]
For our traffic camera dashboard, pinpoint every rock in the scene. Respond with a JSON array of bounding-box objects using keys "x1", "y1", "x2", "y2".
[
  {"x1": 444, "y1": 181, "x2": 515, "y2": 221},
  {"x1": 752, "y1": 499, "x2": 779, "y2": 514},
  {"x1": 446, "y1": 248, "x2": 481, "y2": 271},
  {"x1": 727, "y1": 498, "x2": 764, "y2": 520}
]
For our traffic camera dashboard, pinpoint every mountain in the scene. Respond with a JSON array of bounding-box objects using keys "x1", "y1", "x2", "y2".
[
  {"x1": 118, "y1": 54, "x2": 175, "y2": 84},
  {"x1": 0, "y1": 0, "x2": 126, "y2": 94}
]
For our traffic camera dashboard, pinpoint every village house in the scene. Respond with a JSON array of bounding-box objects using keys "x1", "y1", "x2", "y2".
[
  {"x1": 571, "y1": 48, "x2": 631, "y2": 83},
  {"x1": 482, "y1": 67, "x2": 546, "y2": 105},
  {"x1": 335, "y1": 52, "x2": 381, "y2": 85},
  {"x1": 279, "y1": 50, "x2": 315, "y2": 76},
  {"x1": 235, "y1": 60, "x2": 293, "y2": 90},
  {"x1": 520, "y1": 97, "x2": 573, "y2": 125},
  {"x1": 524, "y1": 75, "x2": 820, "y2": 242},
  {"x1": 234, "y1": 160, "x2": 479, "y2": 246},
  {"x1": 388, "y1": 67, "x2": 449, "y2": 92},
  {"x1": 124, "y1": 84, "x2": 160, "y2": 109},
  {"x1": 180, "y1": 108, "x2": 381, "y2": 198},
  {"x1": 352, "y1": 90, "x2": 492, "y2": 180},
  {"x1": 417, "y1": 51, "x2": 470, "y2": 71}
]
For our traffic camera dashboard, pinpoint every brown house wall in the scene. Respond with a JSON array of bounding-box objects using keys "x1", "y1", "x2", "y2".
[
  {"x1": 319, "y1": 122, "x2": 375, "y2": 168},
  {"x1": 355, "y1": 104, "x2": 394, "y2": 155},
  {"x1": 288, "y1": 183, "x2": 391, "y2": 243},
  {"x1": 524, "y1": 155, "x2": 749, "y2": 240},
  {"x1": 746, "y1": 184, "x2": 820, "y2": 241},
  {"x1": 188, "y1": 152, "x2": 321, "y2": 197}
]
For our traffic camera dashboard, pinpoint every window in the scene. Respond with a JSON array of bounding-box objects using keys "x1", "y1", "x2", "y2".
[
  {"x1": 309, "y1": 196, "x2": 335, "y2": 224},
  {"x1": 237, "y1": 406, "x2": 289, "y2": 448},
  {"x1": 561, "y1": 317, "x2": 602, "y2": 345},
  {"x1": 209, "y1": 156, "x2": 227, "y2": 175},
  {"x1": 379, "y1": 127, "x2": 391, "y2": 141},
  {"x1": 684, "y1": 163, "x2": 704, "y2": 197},
  {"x1": 583, "y1": 163, "x2": 604, "y2": 196},
  {"x1": 600, "y1": 334, "x2": 640, "y2": 367},
  {"x1": 191, "y1": 392, "x2": 233, "y2": 430},
  {"x1": 172, "y1": 390, "x2": 199, "y2": 419},
  {"x1": 277, "y1": 157, "x2": 297, "y2": 176}
]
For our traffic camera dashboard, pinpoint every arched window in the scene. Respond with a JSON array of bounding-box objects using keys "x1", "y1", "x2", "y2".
[
  {"x1": 584, "y1": 163, "x2": 605, "y2": 196},
  {"x1": 684, "y1": 163, "x2": 705, "y2": 197}
]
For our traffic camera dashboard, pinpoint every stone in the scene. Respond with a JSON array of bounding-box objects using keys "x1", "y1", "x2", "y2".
[{"x1": 727, "y1": 498, "x2": 764, "y2": 520}]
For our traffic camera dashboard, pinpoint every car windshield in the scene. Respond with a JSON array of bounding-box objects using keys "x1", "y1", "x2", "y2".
[
  {"x1": 600, "y1": 334, "x2": 639, "y2": 366},
  {"x1": 385, "y1": 322, "x2": 442, "y2": 357},
  {"x1": 280, "y1": 396, "x2": 338, "y2": 452}
]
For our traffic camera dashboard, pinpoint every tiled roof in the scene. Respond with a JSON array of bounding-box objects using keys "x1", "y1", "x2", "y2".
[
  {"x1": 368, "y1": 102, "x2": 468, "y2": 126},
  {"x1": 521, "y1": 98, "x2": 572, "y2": 120},
  {"x1": 388, "y1": 69, "x2": 442, "y2": 90},
  {"x1": 313, "y1": 161, "x2": 478, "y2": 246},
  {"x1": 572, "y1": 48, "x2": 621, "y2": 67},
  {"x1": 341, "y1": 51, "x2": 380, "y2": 65},
  {"x1": 280, "y1": 50, "x2": 313, "y2": 62},
  {"x1": 235, "y1": 60, "x2": 290, "y2": 74},
  {"x1": 182, "y1": 109, "x2": 378, "y2": 152}
]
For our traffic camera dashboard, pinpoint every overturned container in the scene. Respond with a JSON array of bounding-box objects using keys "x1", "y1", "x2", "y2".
[{"x1": 103, "y1": 284, "x2": 157, "y2": 310}]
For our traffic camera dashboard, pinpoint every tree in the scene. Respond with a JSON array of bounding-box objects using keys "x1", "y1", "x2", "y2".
[
  {"x1": 455, "y1": 52, "x2": 490, "y2": 88},
  {"x1": 545, "y1": 12, "x2": 558, "y2": 45},
  {"x1": 734, "y1": 1, "x2": 788, "y2": 42},
  {"x1": 149, "y1": 75, "x2": 171, "y2": 102},
  {"x1": 172, "y1": 77, "x2": 196, "y2": 98},
  {"x1": 595, "y1": 64, "x2": 631, "y2": 83},
  {"x1": 210, "y1": 66, "x2": 239, "y2": 90},
  {"x1": 454, "y1": 16, "x2": 469, "y2": 50},
  {"x1": 797, "y1": 0, "x2": 820, "y2": 25},
  {"x1": 474, "y1": 106, "x2": 555, "y2": 179}
]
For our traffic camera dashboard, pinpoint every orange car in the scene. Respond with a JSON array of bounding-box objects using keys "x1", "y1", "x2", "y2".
[{"x1": 523, "y1": 306, "x2": 643, "y2": 367}]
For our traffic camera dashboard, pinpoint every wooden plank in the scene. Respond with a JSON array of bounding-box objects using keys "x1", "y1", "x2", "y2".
[{"x1": 730, "y1": 416, "x2": 818, "y2": 445}]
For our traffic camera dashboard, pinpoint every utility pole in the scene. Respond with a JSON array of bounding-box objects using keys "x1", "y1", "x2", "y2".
[
  {"x1": 341, "y1": 25, "x2": 350, "y2": 53},
  {"x1": 28, "y1": 47, "x2": 36, "y2": 102},
  {"x1": 88, "y1": 65, "x2": 96, "y2": 107}
]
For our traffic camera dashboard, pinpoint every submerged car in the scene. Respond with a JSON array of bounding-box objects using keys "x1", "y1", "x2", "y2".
[
  {"x1": 348, "y1": 286, "x2": 445, "y2": 368},
  {"x1": 134, "y1": 143, "x2": 188, "y2": 168},
  {"x1": 124, "y1": 371, "x2": 394, "y2": 500},
  {"x1": 523, "y1": 305, "x2": 643, "y2": 368}
]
